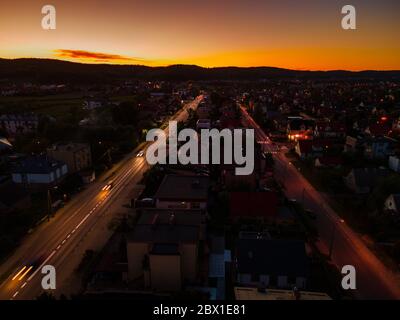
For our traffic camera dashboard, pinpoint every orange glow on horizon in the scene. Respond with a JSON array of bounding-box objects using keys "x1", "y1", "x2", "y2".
[
  {"x1": 1, "y1": 1, "x2": 399, "y2": 71},
  {"x1": 26, "y1": 46, "x2": 399, "y2": 71}
]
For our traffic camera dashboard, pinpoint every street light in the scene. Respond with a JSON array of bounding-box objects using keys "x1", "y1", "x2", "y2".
[{"x1": 329, "y1": 223, "x2": 336, "y2": 259}]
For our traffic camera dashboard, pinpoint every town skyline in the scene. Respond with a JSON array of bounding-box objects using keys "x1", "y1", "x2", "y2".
[{"x1": 1, "y1": 0, "x2": 399, "y2": 71}]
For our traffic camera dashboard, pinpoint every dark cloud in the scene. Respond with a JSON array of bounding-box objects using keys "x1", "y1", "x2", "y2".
[{"x1": 54, "y1": 49, "x2": 149, "y2": 63}]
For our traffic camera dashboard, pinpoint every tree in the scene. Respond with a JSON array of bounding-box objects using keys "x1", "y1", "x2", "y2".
[
  {"x1": 265, "y1": 152, "x2": 274, "y2": 168},
  {"x1": 253, "y1": 103, "x2": 265, "y2": 125},
  {"x1": 112, "y1": 101, "x2": 139, "y2": 126}
]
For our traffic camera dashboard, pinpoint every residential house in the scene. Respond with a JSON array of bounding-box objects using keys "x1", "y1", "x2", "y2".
[
  {"x1": 314, "y1": 121, "x2": 346, "y2": 139},
  {"x1": 126, "y1": 209, "x2": 202, "y2": 291},
  {"x1": 47, "y1": 142, "x2": 92, "y2": 174},
  {"x1": 11, "y1": 155, "x2": 68, "y2": 189},
  {"x1": 295, "y1": 140, "x2": 335, "y2": 160},
  {"x1": 363, "y1": 137, "x2": 396, "y2": 159},
  {"x1": 0, "y1": 113, "x2": 40, "y2": 136},
  {"x1": 235, "y1": 239, "x2": 309, "y2": 289},
  {"x1": 389, "y1": 156, "x2": 400, "y2": 173},
  {"x1": 154, "y1": 175, "x2": 209, "y2": 210},
  {"x1": 344, "y1": 168, "x2": 390, "y2": 194},
  {"x1": 344, "y1": 135, "x2": 363, "y2": 154},
  {"x1": 221, "y1": 141, "x2": 263, "y2": 191},
  {"x1": 287, "y1": 118, "x2": 315, "y2": 141}
]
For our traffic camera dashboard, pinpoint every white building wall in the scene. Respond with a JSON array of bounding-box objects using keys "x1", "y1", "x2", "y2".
[{"x1": 389, "y1": 156, "x2": 400, "y2": 172}]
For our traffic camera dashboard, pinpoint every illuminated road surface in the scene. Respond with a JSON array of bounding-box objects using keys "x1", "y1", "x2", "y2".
[
  {"x1": 0, "y1": 96, "x2": 203, "y2": 300},
  {"x1": 241, "y1": 106, "x2": 400, "y2": 300}
]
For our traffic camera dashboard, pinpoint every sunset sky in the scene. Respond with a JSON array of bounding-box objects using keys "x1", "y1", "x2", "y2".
[{"x1": 1, "y1": 0, "x2": 399, "y2": 70}]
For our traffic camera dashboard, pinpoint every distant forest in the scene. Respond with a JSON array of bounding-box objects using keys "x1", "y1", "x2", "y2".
[{"x1": 1, "y1": 58, "x2": 400, "y2": 84}]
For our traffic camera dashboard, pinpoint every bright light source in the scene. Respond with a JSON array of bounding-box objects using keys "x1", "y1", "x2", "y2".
[
  {"x1": 12, "y1": 266, "x2": 27, "y2": 281},
  {"x1": 18, "y1": 266, "x2": 33, "y2": 281}
]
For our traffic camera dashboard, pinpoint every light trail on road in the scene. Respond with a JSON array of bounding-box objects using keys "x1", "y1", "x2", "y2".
[{"x1": 0, "y1": 96, "x2": 203, "y2": 300}]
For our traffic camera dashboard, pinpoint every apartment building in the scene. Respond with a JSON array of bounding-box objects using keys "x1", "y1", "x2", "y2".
[{"x1": 47, "y1": 142, "x2": 92, "y2": 174}]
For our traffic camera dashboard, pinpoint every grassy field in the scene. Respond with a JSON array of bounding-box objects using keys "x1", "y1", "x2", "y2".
[
  {"x1": 0, "y1": 93, "x2": 85, "y2": 119},
  {"x1": 0, "y1": 93, "x2": 141, "y2": 120}
]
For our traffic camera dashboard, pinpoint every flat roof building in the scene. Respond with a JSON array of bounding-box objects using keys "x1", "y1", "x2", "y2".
[{"x1": 154, "y1": 175, "x2": 209, "y2": 210}]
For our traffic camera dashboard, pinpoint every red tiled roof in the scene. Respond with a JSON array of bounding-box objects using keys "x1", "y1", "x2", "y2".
[
  {"x1": 229, "y1": 191, "x2": 278, "y2": 218},
  {"x1": 367, "y1": 123, "x2": 391, "y2": 137}
]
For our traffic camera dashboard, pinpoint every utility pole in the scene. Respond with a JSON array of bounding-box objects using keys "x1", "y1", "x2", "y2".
[
  {"x1": 329, "y1": 224, "x2": 336, "y2": 259},
  {"x1": 47, "y1": 188, "x2": 52, "y2": 222},
  {"x1": 107, "y1": 148, "x2": 112, "y2": 165}
]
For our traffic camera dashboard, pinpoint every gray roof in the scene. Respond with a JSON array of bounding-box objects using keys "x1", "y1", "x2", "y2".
[
  {"x1": 154, "y1": 175, "x2": 209, "y2": 201},
  {"x1": 138, "y1": 209, "x2": 204, "y2": 226},
  {"x1": 128, "y1": 224, "x2": 199, "y2": 243},
  {"x1": 236, "y1": 239, "x2": 309, "y2": 278}
]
